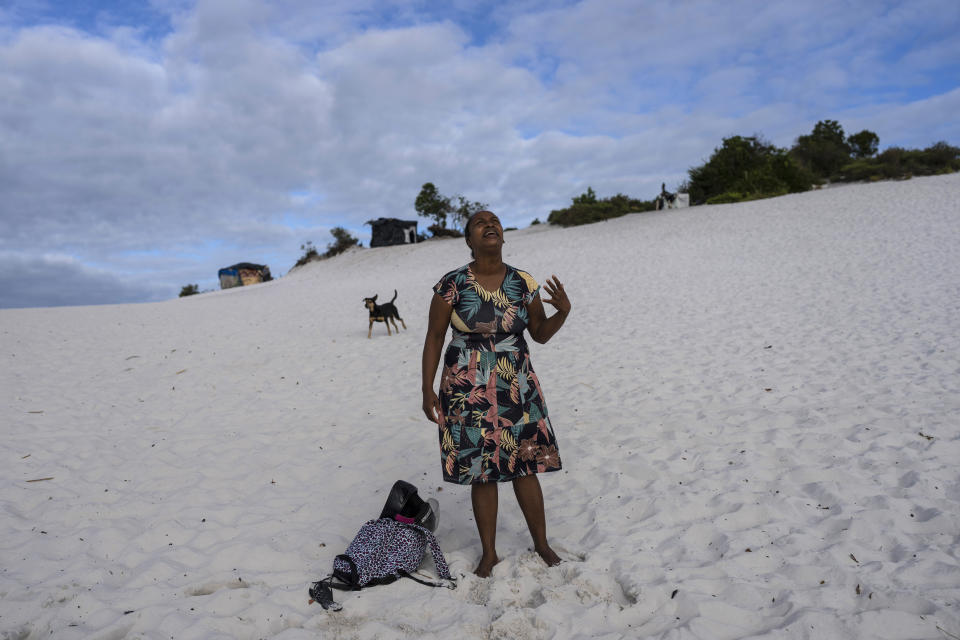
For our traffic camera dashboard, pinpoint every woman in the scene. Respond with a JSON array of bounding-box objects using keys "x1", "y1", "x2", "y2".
[{"x1": 422, "y1": 210, "x2": 571, "y2": 577}]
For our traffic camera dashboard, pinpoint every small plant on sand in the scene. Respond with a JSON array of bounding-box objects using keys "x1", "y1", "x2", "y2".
[
  {"x1": 179, "y1": 284, "x2": 199, "y2": 297},
  {"x1": 324, "y1": 227, "x2": 360, "y2": 257},
  {"x1": 294, "y1": 241, "x2": 320, "y2": 268}
]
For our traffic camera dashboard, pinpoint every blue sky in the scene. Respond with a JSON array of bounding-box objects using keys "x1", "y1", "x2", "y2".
[{"x1": 1, "y1": 0, "x2": 959, "y2": 308}]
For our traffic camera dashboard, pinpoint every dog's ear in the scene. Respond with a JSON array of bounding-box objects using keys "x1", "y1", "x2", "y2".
[{"x1": 372, "y1": 294, "x2": 378, "y2": 301}]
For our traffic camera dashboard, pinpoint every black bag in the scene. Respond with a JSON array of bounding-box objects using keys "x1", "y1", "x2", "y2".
[{"x1": 379, "y1": 479, "x2": 438, "y2": 531}]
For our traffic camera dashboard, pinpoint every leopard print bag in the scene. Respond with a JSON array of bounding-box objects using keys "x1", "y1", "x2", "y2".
[{"x1": 309, "y1": 517, "x2": 455, "y2": 610}]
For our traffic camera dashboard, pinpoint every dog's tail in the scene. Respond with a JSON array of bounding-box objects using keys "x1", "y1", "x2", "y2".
[{"x1": 390, "y1": 289, "x2": 397, "y2": 304}]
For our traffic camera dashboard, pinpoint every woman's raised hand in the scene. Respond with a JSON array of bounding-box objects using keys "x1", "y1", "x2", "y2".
[{"x1": 542, "y1": 275, "x2": 571, "y2": 316}]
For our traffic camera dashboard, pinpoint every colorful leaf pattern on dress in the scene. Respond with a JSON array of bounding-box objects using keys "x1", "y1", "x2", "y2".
[{"x1": 433, "y1": 264, "x2": 562, "y2": 484}]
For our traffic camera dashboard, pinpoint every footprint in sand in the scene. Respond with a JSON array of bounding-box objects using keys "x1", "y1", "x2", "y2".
[
  {"x1": 2, "y1": 625, "x2": 31, "y2": 640},
  {"x1": 483, "y1": 553, "x2": 634, "y2": 610},
  {"x1": 463, "y1": 571, "x2": 493, "y2": 605}
]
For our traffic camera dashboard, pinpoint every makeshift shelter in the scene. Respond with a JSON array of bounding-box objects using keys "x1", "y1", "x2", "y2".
[
  {"x1": 366, "y1": 218, "x2": 419, "y2": 248},
  {"x1": 218, "y1": 263, "x2": 272, "y2": 289}
]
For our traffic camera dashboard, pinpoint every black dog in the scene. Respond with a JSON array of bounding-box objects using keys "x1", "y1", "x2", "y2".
[{"x1": 363, "y1": 290, "x2": 407, "y2": 338}]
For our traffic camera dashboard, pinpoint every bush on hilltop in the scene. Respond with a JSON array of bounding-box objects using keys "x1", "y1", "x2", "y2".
[
  {"x1": 292, "y1": 228, "x2": 361, "y2": 270},
  {"x1": 294, "y1": 240, "x2": 320, "y2": 268},
  {"x1": 688, "y1": 135, "x2": 814, "y2": 205},
  {"x1": 791, "y1": 119, "x2": 852, "y2": 178},
  {"x1": 324, "y1": 227, "x2": 360, "y2": 257},
  {"x1": 848, "y1": 130, "x2": 880, "y2": 159},
  {"x1": 837, "y1": 142, "x2": 960, "y2": 182},
  {"x1": 427, "y1": 224, "x2": 463, "y2": 238},
  {"x1": 547, "y1": 189, "x2": 656, "y2": 227},
  {"x1": 688, "y1": 120, "x2": 957, "y2": 205}
]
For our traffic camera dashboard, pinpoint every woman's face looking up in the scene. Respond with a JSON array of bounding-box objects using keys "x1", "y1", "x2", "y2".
[{"x1": 467, "y1": 210, "x2": 502, "y2": 252}]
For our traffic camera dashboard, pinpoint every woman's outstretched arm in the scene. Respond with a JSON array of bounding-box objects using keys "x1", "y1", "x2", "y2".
[
  {"x1": 422, "y1": 293, "x2": 452, "y2": 424},
  {"x1": 526, "y1": 275, "x2": 571, "y2": 344}
]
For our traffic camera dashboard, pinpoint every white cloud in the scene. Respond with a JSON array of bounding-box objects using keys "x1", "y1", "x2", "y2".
[
  {"x1": 0, "y1": 252, "x2": 170, "y2": 308},
  {"x1": 838, "y1": 87, "x2": 960, "y2": 149},
  {"x1": 0, "y1": 0, "x2": 958, "y2": 308}
]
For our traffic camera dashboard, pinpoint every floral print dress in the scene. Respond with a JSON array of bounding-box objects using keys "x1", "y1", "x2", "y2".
[{"x1": 433, "y1": 264, "x2": 561, "y2": 484}]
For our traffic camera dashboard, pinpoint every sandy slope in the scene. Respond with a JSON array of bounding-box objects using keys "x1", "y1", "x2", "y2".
[{"x1": 2, "y1": 174, "x2": 959, "y2": 639}]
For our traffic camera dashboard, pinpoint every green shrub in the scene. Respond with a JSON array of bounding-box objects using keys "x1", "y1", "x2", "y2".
[
  {"x1": 572, "y1": 187, "x2": 598, "y2": 204},
  {"x1": 547, "y1": 189, "x2": 655, "y2": 227},
  {"x1": 834, "y1": 142, "x2": 958, "y2": 183},
  {"x1": 548, "y1": 202, "x2": 622, "y2": 226},
  {"x1": 691, "y1": 121, "x2": 955, "y2": 195},
  {"x1": 791, "y1": 120, "x2": 853, "y2": 179},
  {"x1": 179, "y1": 284, "x2": 199, "y2": 297},
  {"x1": 837, "y1": 160, "x2": 884, "y2": 182},
  {"x1": 848, "y1": 130, "x2": 879, "y2": 158},
  {"x1": 705, "y1": 189, "x2": 788, "y2": 205},
  {"x1": 427, "y1": 224, "x2": 463, "y2": 238},
  {"x1": 706, "y1": 192, "x2": 745, "y2": 205},
  {"x1": 770, "y1": 152, "x2": 817, "y2": 193},
  {"x1": 324, "y1": 227, "x2": 360, "y2": 257},
  {"x1": 292, "y1": 229, "x2": 361, "y2": 269},
  {"x1": 294, "y1": 241, "x2": 320, "y2": 268},
  {"x1": 922, "y1": 141, "x2": 960, "y2": 171},
  {"x1": 688, "y1": 135, "x2": 812, "y2": 204}
]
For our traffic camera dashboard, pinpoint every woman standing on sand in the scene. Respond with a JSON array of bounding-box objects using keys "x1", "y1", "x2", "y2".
[{"x1": 422, "y1": 210, "x2": 571, "y2": 577}]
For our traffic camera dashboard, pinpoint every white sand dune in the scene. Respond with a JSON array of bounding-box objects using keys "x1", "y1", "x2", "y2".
[{"x1": 2, "y1": 174, "x2": 959, "y2": 639}]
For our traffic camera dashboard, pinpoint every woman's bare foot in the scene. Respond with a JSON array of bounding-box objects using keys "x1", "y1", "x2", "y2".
[
  {"x1": 535, "y1": 545, "x2": 562, "y2": 567},
  {"x1": 474, "y1": 554, "x2": 500, "y2": 577}
]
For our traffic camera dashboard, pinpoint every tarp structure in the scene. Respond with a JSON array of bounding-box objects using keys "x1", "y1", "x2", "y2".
[
  {"x1": 218, "y1": 263, "x2": 273, "y2": 289},
  {"x1": 366, "y1": 218, "x2": 419, "y2": 247}
]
